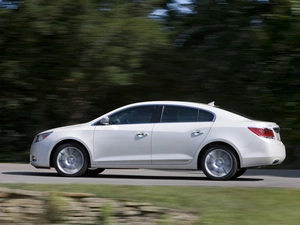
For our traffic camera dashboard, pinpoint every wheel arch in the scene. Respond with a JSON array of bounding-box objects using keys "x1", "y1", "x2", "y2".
[
  {"x1": 197, "y1": 141, "x2": 241, "y2": 170},
  {"x1": 50, "y1": 139, "x2": 92, "y2": 168}
]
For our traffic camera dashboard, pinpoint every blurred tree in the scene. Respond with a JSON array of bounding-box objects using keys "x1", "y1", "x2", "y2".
[
  {"x1": 138, "y1": 0, "x2": 300, "y2": 165},
  {"x1": 0, "y1": 0, "x2": 169, "y2": 161},
  {"x1": 0, "y1": 0, "x2": 299, "y2": 166}
]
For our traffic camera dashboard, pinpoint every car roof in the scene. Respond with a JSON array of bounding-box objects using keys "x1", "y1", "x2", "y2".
[
  {"x1": 123, "y1": 101, "x2": 214, "y2": 110},
  {"x1": 122, "y1": 101, "x2": 250, "y2": 121},
  {"x1": 90, "y1": 100, "x2": 250, "y2": 124}
]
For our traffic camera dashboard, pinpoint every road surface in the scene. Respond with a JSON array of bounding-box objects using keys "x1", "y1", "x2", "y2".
[{"x1": 0, "y1": 163, "x2": 299, "y2": 188}]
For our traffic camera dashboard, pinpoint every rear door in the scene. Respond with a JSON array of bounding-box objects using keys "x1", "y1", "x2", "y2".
[{"x1": 151, "y1": 105, "x2": 214, "y2": 165}]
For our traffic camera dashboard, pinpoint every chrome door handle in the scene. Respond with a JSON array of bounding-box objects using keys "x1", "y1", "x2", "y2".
[
  {"x1": 136, "y1": 132, "x2": 148, "y2": 137},
  {"x1": 192, "y1": 130, "x2": 203, "y2": 136}
]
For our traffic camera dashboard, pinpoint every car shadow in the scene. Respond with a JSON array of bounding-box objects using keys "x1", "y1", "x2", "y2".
[
  {"x1": 94, "y1": 174, "x2": 263, "y2": 181},
  {"x1": 244, "y1": 169, "x2": 300, "y2": 178},
  {"x1": 1, "y1": 171, "x2": 263, "y2": 181},
  {"x1": 2, "y1": 171, "x2": 61, "y2": 177}
]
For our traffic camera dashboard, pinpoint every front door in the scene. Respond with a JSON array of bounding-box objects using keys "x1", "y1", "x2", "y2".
[{"x1": 93, "y1": 105, "x2": 158, "y2": 165}]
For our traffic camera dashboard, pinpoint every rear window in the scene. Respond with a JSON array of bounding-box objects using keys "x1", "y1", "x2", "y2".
[{"x1": 214, "y1": 105, "x2": 253, "y2": 120}]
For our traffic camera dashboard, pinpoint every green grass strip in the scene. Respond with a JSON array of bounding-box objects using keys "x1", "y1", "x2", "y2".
[{"x1": 0, "y1": 184, "x2": 299, "y2": 225}]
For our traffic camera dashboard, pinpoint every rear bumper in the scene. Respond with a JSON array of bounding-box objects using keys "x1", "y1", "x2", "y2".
[{"x1": 240, "y1": 138, "x2": 286, "y2": 168}]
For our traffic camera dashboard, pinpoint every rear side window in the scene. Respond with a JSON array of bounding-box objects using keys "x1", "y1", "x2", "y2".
[
  {"x1": 161, "y1": 106, "x2": 198, "y2": 122},
  {"x1": 198, "y1": 109, "x2": 214, "y2": 122},
  {"x1": 161, "y1": 106, "x2": 214, "y2": 123}
]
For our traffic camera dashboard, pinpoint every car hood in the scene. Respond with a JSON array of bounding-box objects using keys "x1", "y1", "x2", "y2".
[{"x1": 39, "y1": 123, "x2": 87, "y2": 134}]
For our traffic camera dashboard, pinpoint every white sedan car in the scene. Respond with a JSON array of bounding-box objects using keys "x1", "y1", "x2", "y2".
[{"x1": 30, "y1": 101, "x2": 286, "y2": 180}]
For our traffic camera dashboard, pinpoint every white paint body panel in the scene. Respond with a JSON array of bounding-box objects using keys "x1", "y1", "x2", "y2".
[
  {"x1": 151, "y1": 122, "x2": 213, "y2": 164},
  {"x1": 93, "y1": 124, "x2": 154, "y2": 165},
  {"x1": 30, "y1": 101, "x2": 286, "y2": 171}
]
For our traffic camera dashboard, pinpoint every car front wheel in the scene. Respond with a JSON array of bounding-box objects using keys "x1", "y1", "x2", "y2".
[
  {"x1": 85, "y1": 168, "x2": 105, "y2": 176},
  {"x1": 201, "y1": 145, "x2": 238, "y2": 180},
  {"x1": 53, "y1": 142, "x2": 89, "y2": 177}
]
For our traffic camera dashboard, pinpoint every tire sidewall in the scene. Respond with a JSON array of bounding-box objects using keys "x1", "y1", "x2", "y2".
[
  {"x1": 53, "y1": 142, "x2": 89, "y2": 177},
  {"x1": 85, "y1": 168, "x2": 105, "y2": 176},
  {"x1": 233, "y1": 168, "x2": 247, "y2": 179}
]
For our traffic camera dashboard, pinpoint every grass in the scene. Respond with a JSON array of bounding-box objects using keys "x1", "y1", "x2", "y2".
[{"x1": 0, "y1": 184, "x2": 299, "y2": 225}]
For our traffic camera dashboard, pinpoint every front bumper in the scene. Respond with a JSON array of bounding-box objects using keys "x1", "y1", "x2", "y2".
[{"x1": 29, "y1": 140, "x2": 53, "y2": 168}]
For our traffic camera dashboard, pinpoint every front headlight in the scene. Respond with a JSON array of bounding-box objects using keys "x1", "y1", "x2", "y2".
[{"x1": 34, "y1": 132, "x2": 53, "y2": 143}]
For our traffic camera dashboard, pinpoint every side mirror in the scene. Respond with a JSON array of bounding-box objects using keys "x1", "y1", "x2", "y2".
[{"x1": 99, "y1": 117, "x2": 109, "y2": 125}]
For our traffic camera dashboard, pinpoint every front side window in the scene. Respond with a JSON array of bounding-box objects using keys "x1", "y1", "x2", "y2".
[{"x1": 109, "y1": 105, "x2": 157, "y2": 125}]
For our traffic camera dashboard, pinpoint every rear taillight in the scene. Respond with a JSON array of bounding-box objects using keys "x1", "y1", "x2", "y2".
[{"x1": 248, "y1": 127, "x2": 275, "y2": 139}]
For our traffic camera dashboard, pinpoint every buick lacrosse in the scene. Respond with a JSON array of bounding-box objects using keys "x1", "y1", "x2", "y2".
[{"x1": 30, "y1": 101, "x2": 286, "y2": 180}]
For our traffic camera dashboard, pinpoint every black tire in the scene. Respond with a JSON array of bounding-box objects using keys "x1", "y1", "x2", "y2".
[
  {"x1": 53, "y1": 142, "x2": 89, "y2": 177},
  {"x1": 201, "y1": 145, "x2": 238, "y2": 180},
  {"x1": 232, "y1": 168, "x2": 247, "y2": 179},
  {"x1": 85, "y1": 168, "x2": 105, "y2": 176}
]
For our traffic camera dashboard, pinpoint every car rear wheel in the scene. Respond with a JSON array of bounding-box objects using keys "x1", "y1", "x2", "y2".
[
  {"x1": 233, "y1": 168, "x2": 247, "y2": 179},
  {"x1": 201, "y1": 145, "x2": 238, "y2": 180},
  {"x1": 53, "y1": 142, "x2": 88, "y2": 177}
]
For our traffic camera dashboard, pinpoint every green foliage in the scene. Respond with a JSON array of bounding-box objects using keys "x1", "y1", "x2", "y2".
[
  {"x1": 45, "y1": 194, "x2": 69, "y2": 223},
  {"x1": 101, "y1": 204, "x2": 114, "y2": 225},
  {"x1": 0, "y1": 0, "x2": 300, "y2": 166},
  {"x1": 0, "y1": 0, "x2": 168, "y2": 161}
]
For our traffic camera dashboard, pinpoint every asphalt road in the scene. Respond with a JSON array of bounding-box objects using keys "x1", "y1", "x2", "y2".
[{"x1": 0, "y1": 163, "x2": 299, "y2": 188}]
